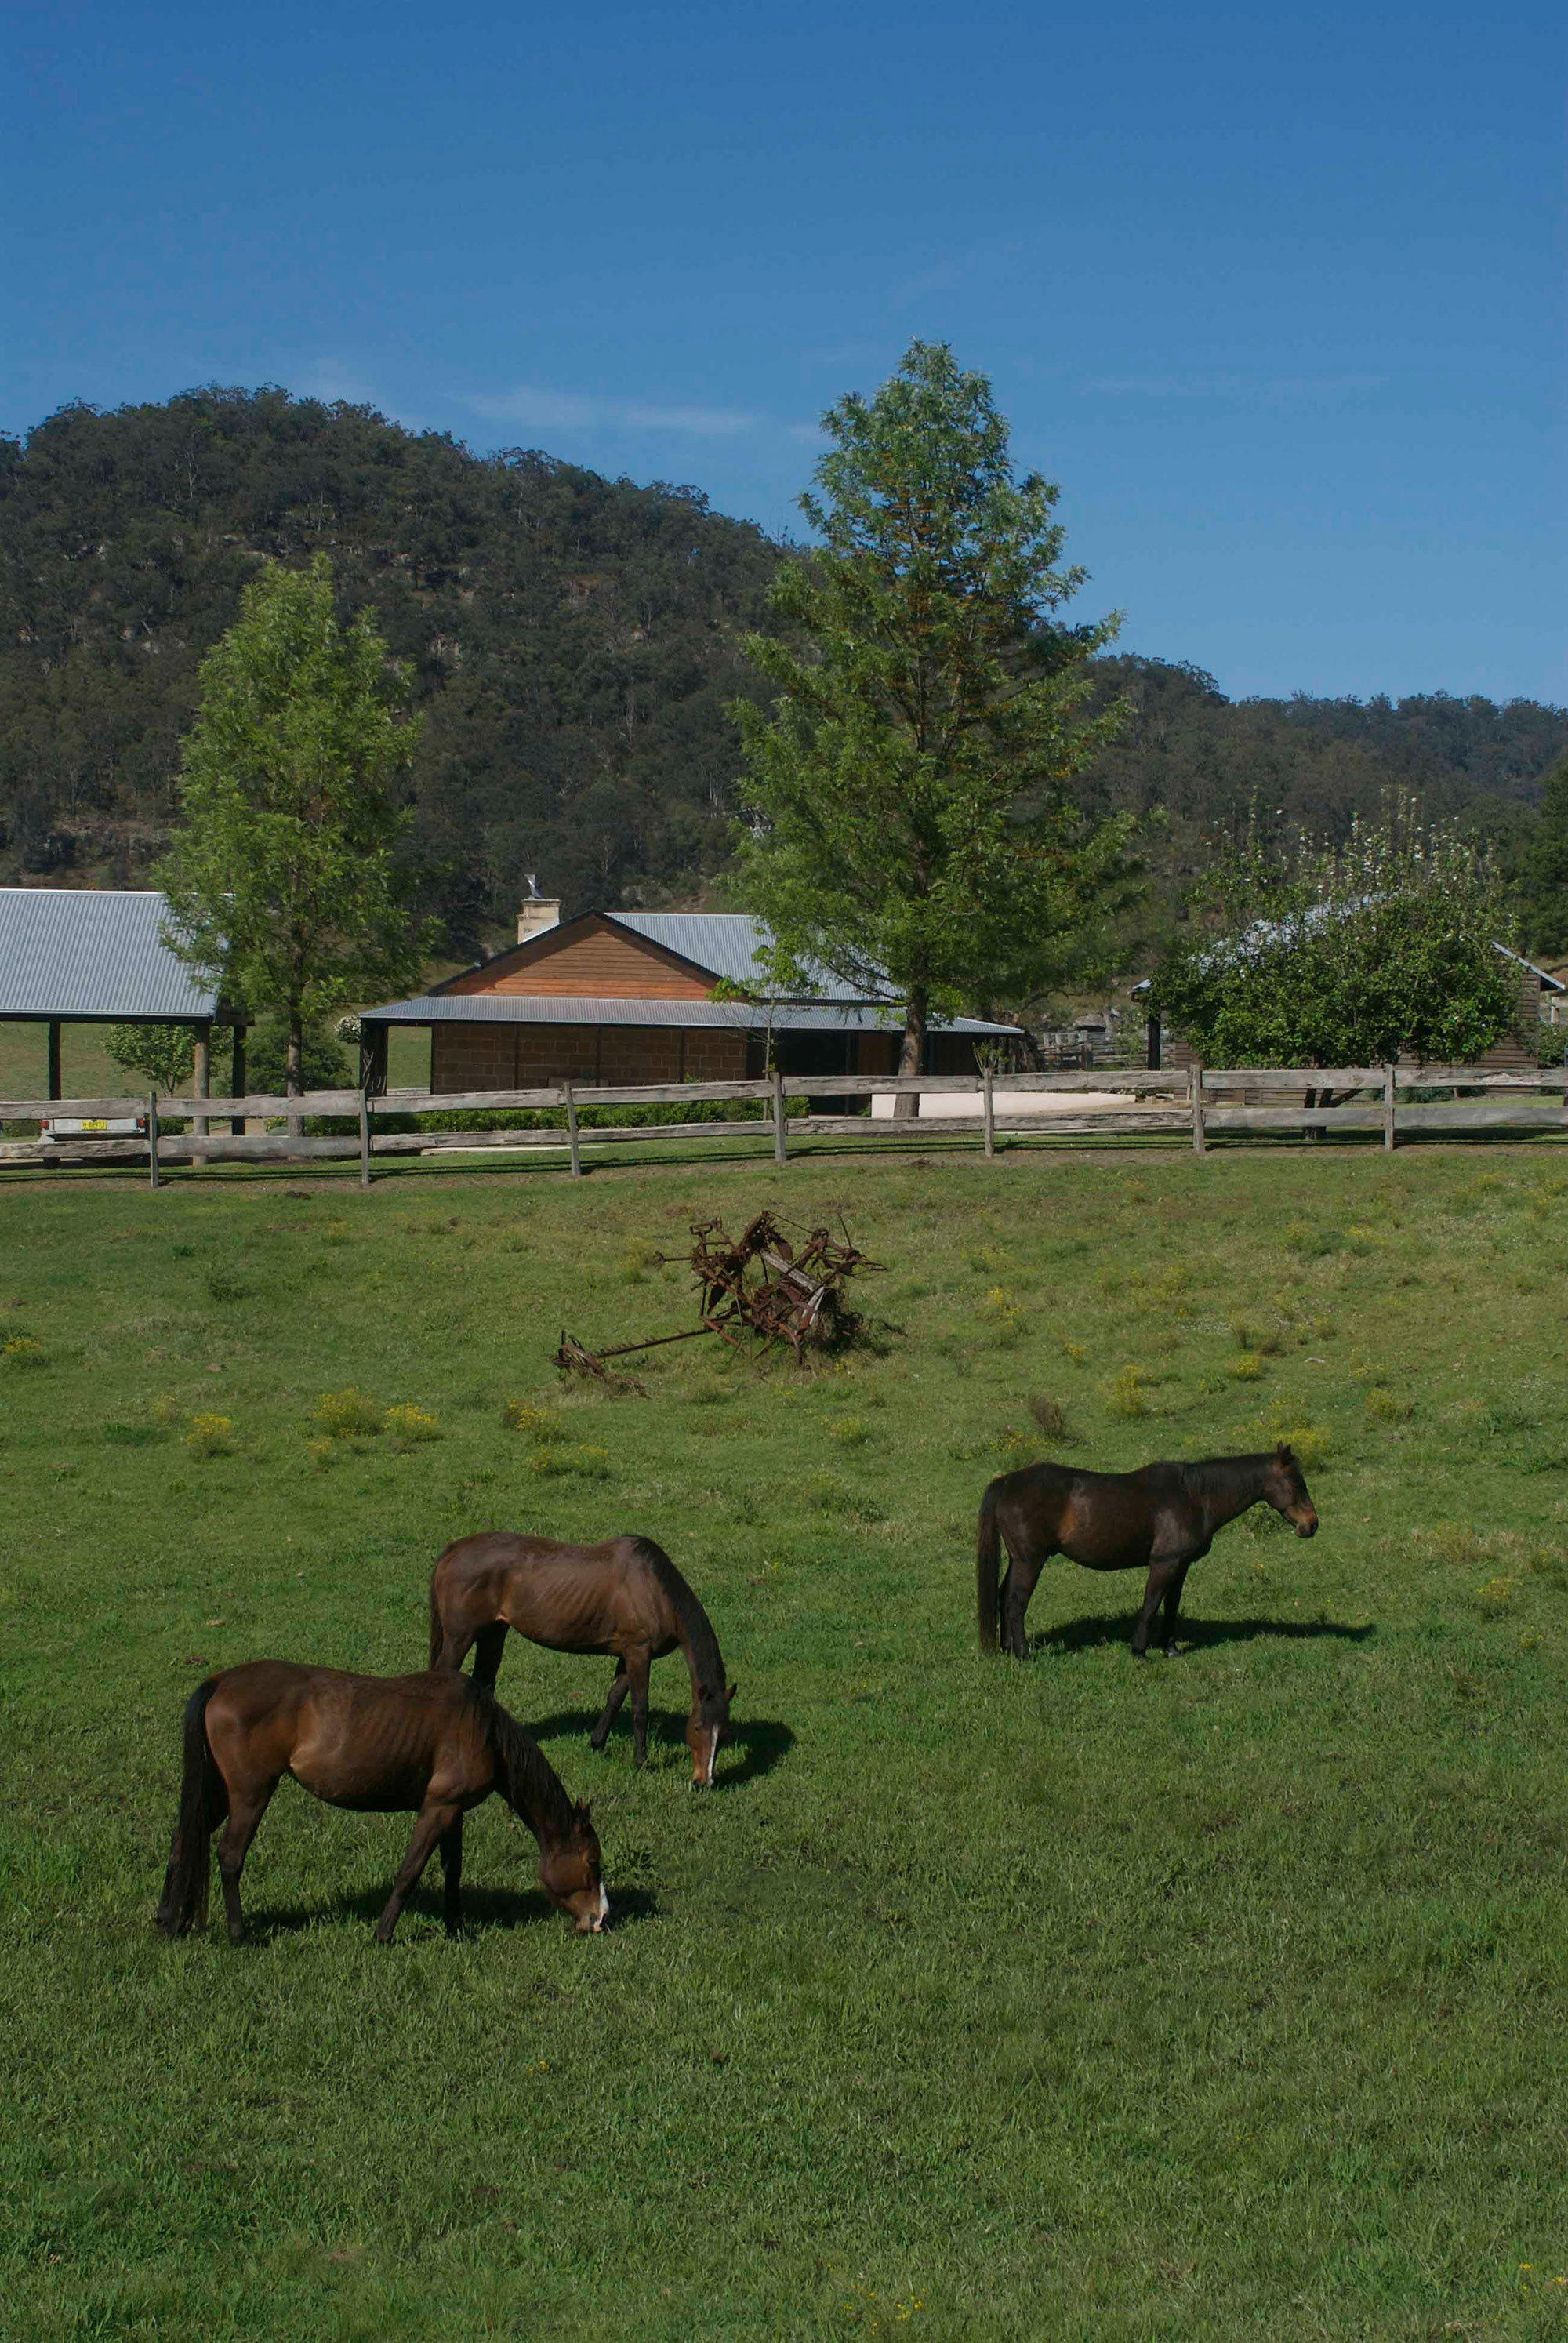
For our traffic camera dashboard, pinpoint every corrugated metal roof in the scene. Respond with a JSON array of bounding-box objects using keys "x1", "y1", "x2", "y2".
[
  {"x1": 607, "y1": 910, "x2": 880, "y2": 997},
  {"x1": 0, "y1": 889, "x2": 220, "y2": 1020},
  {"x1": 363, "y1": 991, "x2": 1021, "y2": 1037}
]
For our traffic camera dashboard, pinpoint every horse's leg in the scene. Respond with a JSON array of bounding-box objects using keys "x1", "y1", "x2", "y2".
[
  {"x1": 216, "y1": 1780, "x2": 278, "y2": 1946},
  {"x1": 1160, "y1": 1562, "x2": 1193, "y2": 1653},
  {"x1": 374, "y1": 1801, "x2": 461, "y2": 1945},
  {"x1": 1000, "y1": 1552, "x2": 1046, "y2": 1659},
  {"x1": 590, "y1": 1662, "x2": 630, "y2": 1751},
  {"x1": 470, "y1": 1623, "x2": 508, "y2": 1691},
  {"x1": 439, "y1": 1815, "x2": 464, "y2": 1937},
  {"x1": 624, "y1": 1647, "x2": 652, "y2": 1767},
  {"x1": 1131, "y1": 1559, "x2": 1182, "y2": 1658}
]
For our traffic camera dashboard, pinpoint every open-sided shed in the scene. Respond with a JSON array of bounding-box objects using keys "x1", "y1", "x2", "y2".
[{"x1": 0, "y1": 887, "x2": 241, "y2": 1097}]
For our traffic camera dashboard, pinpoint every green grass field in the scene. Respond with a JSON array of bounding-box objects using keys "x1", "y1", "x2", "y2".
[{"x1": 2, "y1": 1144, "x2": 1566, "y2": 2341}]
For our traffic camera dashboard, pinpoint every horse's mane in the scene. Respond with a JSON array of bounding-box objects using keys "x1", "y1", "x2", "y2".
[
  {"x1": 1179, "y1": 1451, "x2": 1279, "y2": 1502},
  {"x1": 473, "y1": 1685, "x2": 575, "y2": 1840},
  {"x1": 633, "y1": 1537, "x2": 726, "y2": 1691}
]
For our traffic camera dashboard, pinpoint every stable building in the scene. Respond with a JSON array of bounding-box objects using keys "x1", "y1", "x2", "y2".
[{"x1": 359, "y1": 900, "x2": 1022, "y2": 1093}]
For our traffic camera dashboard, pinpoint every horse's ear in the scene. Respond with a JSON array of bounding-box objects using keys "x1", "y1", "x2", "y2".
[
  {"x1": 575, "y1": 1796, "x2": 592, "y2": 1823},
  {"x1": 725, "y1": 1683, "x2": 738, "y2": 1705}
]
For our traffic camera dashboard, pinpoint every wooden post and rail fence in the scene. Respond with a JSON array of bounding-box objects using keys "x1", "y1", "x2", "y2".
[{"x1": 2, "y1": 1063, "x2": 1565, "y2": 1184}]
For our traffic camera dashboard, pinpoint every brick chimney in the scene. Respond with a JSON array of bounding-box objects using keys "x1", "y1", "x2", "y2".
[{"x1": 517, "y1": 875, "x2": 561, "y2": 946}]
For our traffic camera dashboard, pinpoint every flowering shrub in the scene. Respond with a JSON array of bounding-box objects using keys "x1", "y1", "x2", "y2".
[
  {"x1": 314, "y1": 1388, "x2": 383, "y2": 1437},
  {"x1": 185, "y1": 1413, "x2": 233, "y2": 1457}
]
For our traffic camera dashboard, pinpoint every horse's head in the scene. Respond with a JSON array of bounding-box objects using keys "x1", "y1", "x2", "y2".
[
  {"x1": 685, "y1": 1682, "x2": 737, "y2": 1789},
  {"x1": 539, "y1": 1800, "x2": 608, "y2": 1933},
  {"x1": 1265, "y1": 1444, "x2": 1319, "y2": 1538}
]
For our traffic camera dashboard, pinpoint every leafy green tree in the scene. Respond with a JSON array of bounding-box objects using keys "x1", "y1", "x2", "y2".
[
  {"x1": 103, "y1": 1022, "x2": 233, "y2": 1096},
  {"x1": 730, "y1": 343, "x2": 1137, "y2": 1090},
  {"x1": 157, "y1": 554, "x2": 433, "y2": 1092},
  {"x1": 1517, "y1": 757, "x2": 1568, "y2": 957},
  {"x1": 1149, "y1": 798, "x2": 1521, "y2": 1074}
]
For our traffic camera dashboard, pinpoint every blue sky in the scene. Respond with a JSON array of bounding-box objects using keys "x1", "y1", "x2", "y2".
[{"x1": 5, "y1": 0, "x2": 1563, "y2": 702}]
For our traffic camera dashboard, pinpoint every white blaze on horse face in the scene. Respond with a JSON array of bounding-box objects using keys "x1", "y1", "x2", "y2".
[
  {"x1": 594, "y1": 1882, "x2": 610, "y2": 1930},
  {"x1": 699, "y1": 1725, "x2": 720, "y2": 1786}
]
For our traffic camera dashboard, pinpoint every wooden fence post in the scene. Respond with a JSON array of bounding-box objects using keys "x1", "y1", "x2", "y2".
[
  {"x1": 982, "y1": 1066, "x2": 996, "y2": 1160},
  {"x1": 1190, "y1": 1059, "x2": 1206, "y2": 1157},
  {"x1": 1383, "y1": 1063, "x2": 1396, "y2": 1152},
  {"x1": 359, "y1": 1090, "x2": 372, "y2": 1188},
  {"x1": 562, "y1": 1082, "x2": 582, "y2": 1178},
  {"x1": 771, "y1": 1068, "x2": 787, "y2": 1167},
  {"x1": 147, "y1": 1092, "x2": 160, "y2": 1191}
]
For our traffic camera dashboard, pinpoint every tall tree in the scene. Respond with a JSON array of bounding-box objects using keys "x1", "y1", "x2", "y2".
[
  {"x1": 158, "y1": 554, "x2": 432, "y2": 1092},
  {"x1": 1517, "y1": 757, "x2": 1568, "y2": 957},
  {"x1": 1148, "y1": 797, "x2": 1521, "y2": 1073},
  {"x1": 730, "y1": 343, "x2": 1136, "y2": 1091}
]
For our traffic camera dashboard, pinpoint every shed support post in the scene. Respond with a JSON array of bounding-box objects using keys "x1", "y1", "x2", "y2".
[
  {"x1": 982, "y1": 1065, "x2": 996, "y2": 1160},
  {"x1": 48, "y1": 1021, "x2": 61, "y2": 1102},
  {"x1": 563, "y1": 1082, "x2": 582, "y2": 1178},
  {"x1": 192, "y1": 1024, "x2": 210, "y2": 1151},
  {"x1": 230, "y1": 1025, "x2": 247, "y2": 1137},
  {"x1": 771, "y1": 1068, "x2": 787, "y2": 1167},
  {"x1": 147, "y1": 1092, "x2": 160, "y2": 1191},
  {"x1": 1383, "y1": 1063, "x2": 1396, "y2": 1152},
  {"x1": 1191, "y1": 1059, "x2": 1207, "y2": 1157},
  {"x1": 359, "y1": 1090, "x2": 372, "y2": 1189}
]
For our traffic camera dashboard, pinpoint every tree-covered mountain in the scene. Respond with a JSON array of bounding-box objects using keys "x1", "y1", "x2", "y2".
[
  {"x1": 2, "y1": 388, "x2": 1564, "y2": 959},
  {"x1": 0, "y1": 387, "x2": 781, "y2": 948}
]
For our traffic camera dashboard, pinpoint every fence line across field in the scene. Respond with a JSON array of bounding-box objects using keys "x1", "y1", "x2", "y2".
[{"x1": 2, "y1": 1062, "x2": 1566, "y2": 1184}]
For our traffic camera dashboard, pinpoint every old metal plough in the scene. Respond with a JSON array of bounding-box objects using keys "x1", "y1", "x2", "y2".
[{"x1": 554, "y1": 1210, "x2": 882, "y2": 1392}]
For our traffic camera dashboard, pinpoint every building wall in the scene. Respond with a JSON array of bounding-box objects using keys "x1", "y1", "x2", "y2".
[
  {"x1": 431, "y1": 1023, "x2": 749, "y2": 1091},
  {"x1": 441, "y1": 916, "x2": 713, "y2": 1000}
]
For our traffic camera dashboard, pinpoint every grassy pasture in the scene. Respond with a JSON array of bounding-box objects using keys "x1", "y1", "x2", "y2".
[{"x1": 2, "y1": 1146, "x2": 1566, "y2": 2341}]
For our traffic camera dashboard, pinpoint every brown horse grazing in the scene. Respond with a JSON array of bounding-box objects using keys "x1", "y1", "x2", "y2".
[
  {"x1": 429, "y1": 1533, "x2": 736, "y2": 1786},
  {"x1": 156, "y1": 1662, "x2": 608, "y2": 1945},
  {"x1": 977, "y1": 1445, "x2": 1319, "y2": 1660}
]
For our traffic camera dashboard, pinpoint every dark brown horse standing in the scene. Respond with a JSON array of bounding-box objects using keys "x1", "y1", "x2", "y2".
[
  {"x1": 429, "y1": 1533, "x2": 735, "y2": 1785},
  {"x1": 156, "y1": 1662, "x2": 608, "y2": 1944},
  {"x1": 977, "y1": 1445, "x2": 1319, "y2": 1659}
]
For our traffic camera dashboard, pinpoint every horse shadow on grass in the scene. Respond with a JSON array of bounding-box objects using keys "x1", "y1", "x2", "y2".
[
  {"x1": 237, "y1": 1879, "x2": 661, "y2": 1944},
  {"x1": 523, "y1": 1706, "x2": 795, "y2": 1790},
  {"x1": 1026, "y1": 1612, "x2": 1377, "y2": 1660}
]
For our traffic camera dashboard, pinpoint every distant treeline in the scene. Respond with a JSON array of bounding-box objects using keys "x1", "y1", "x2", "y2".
[{"x1": 2, "y1": 388, "x2": 1563, "y2": 957}]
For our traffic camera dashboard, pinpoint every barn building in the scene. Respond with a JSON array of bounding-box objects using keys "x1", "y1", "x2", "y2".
[{"x1": 359, "y1": 899, "x2": 1022, "y2": 1093}]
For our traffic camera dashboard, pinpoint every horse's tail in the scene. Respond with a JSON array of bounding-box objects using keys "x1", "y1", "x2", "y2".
[{"x1": 156, "y1": 1677, "x2": 223, "y2": 1936}]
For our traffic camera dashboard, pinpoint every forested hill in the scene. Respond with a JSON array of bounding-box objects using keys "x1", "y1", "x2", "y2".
[
  {"x1": 2, "y1": 388, "x2": 1564, "y2": 954},
  {"x1": 0, "y1": 387, "x2": 781, "y2": 945}
]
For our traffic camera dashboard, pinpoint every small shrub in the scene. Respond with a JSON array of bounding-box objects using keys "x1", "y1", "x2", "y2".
[
  {"x1": 1226, "y1": 1354, "x2": 1266, "y2": 1383},
  {"x1": 1410, "y1": 1522, "x2": 1483, "y2": 1570},
  {"x1": 314, "y1": 1388, "x2": 383, "y2": 1438},
  {"x1": 1472, "y1": 1575, "x2": 1515, "y2": 1611},
  {"x1": 1272, "y1": 1423, "x2": 1332, "y2": 1470},
  {"x1": 529, "y1": 1443, "x2": 610, "y2": 1480},
  {"x1": 996, "y1": 1427, "x2": 1036, "y2": 1463},
  {"x1": 1061, "y1": 1340, "x2": 1086, "y2": 1367},
  {"x1": 305, "y1": 1436, "x2": 335, "y2": 1472},
  {"x1": 1366, "y1": 1388, "x2": 1414, "y2": 1424},
  {"x1": 184, "y1": 1413, "x2": 233, "y2": 1458},
  {"x1": 150, "y1": 1394, "x2": 183, "y2": 1429},
  {"x1": 502, "y1": 1400, "x2": 560, "y2": 1440},
  {"x1": 2, "y1": 1336, "x2": 45, "y2": 1370},
  {"x1": 206, "y1": 1272, "x2": 249, "y2": 1305},
  {"x1": 1284, "y1": 1222, "x2": 1341, "y2": 1260},
  {"x1": 1105, "y1": 1364, "x2": 1152, "y2": 1419},
  {"x1": 1028, "y1": 1394, "x2": 1073, "y2": 1442},
  {"x1": 384, "y1": 1403, "x2": 441, "y2": 1445},
  {"x1": 1309, "y1": 1318, "x2": 1337, "y2": 1342},
  {"x1": 829, "y1": 1416, "x2": 869, "y2": 1447}
]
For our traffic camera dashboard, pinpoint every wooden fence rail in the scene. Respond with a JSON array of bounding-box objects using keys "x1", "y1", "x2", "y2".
[{"x1": 2, "y1": 1063, "x2": 1566, "y2": 1182}]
